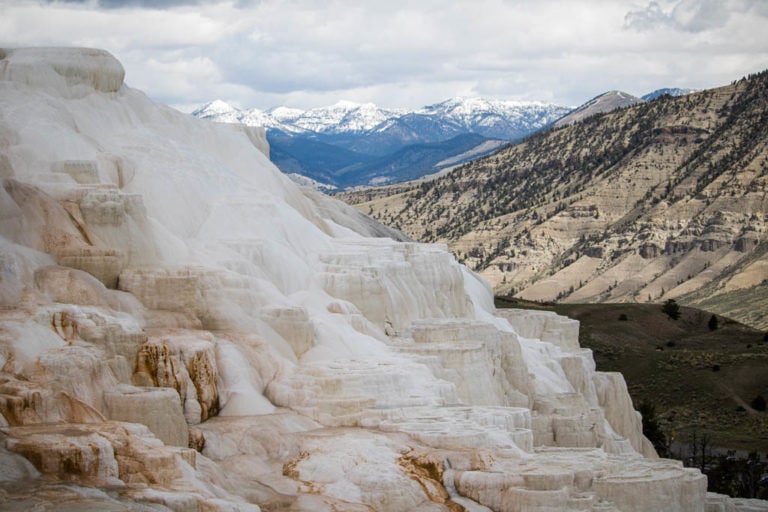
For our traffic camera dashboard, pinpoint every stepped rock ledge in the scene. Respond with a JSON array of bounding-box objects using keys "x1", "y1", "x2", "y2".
[{"x1": 0, "y1": 47, "x2": 765, "y2": 511}]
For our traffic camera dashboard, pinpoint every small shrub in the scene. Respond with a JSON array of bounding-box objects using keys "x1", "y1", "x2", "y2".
[
  {"x1": 618, "y1": 313, "x2": 628, "y2": 321},
  {"x1": 662, "y1": 299, "x2": 681, "y2": 320},
  {"x1": 666, "y1": 340, "x2": 676, "y2": 348},
  {"x1": 708, "y1": 314, "x2": 719, "y2": 331},
  {"x1": 751, "y1": 395, "x2": 767, "y2": 412},
  {"x1": 712, "y1": 364, "x2": 720, "y2": 372}
]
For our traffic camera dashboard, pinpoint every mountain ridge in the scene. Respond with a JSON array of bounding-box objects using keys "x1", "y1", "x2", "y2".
[
  {"x1": 553, "y1": 90, "x2": 644, "y2": 128},
  {"x1": 193, "y1": 97, "x2": 571, "y2": 188},
  {"x1": 193, "y1": 96, "x2": 569, "y2": 138},
  {"x1": 194, "y1": 89, "x2": 694, "y2": 189}
]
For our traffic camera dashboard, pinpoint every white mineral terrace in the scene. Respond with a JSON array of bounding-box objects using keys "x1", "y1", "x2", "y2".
[{"x1": 0, "y1": 47, "x2": 765, "y2": 511}]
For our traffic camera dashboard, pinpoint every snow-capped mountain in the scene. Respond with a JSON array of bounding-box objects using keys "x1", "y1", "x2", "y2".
[
  {"x1": 641, "y1": 87, "x2": 697, "y2": 101},
  {"x1": 194, "y1": 97, "x2": 567, "y2": 141},
  {"x1": 193, "y1": 97, "x2": 569, "y2": 188},
  {"x1": 417, "y1": 97, "x2": 569, "y2": 139},
  {"x1": 194, "y1": 101, "x2": 406, "y2": 136},
  {"x1": 194, "y1": 102, "x2": 297, "y2": 133},
  {"x1": 264, "y1": 105, "x2": 305, "y2": 126},
  {"x1": 291, "y1": 101, "x2": 406, "y2": 134}
]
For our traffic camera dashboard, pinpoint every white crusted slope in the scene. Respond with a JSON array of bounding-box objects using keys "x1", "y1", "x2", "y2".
[{"x1": 0, "y1": 47, "x2": 764, "y2": 512}]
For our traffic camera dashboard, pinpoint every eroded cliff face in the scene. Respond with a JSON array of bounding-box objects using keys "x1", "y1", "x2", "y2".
[{"x1": 0, "y1": 47, "x2": 763, "y2": 511}]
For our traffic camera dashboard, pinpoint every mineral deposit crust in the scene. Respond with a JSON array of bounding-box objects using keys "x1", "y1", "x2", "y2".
[{"x1": 0, "y1": 47, "x2": 764, "y2": 511}]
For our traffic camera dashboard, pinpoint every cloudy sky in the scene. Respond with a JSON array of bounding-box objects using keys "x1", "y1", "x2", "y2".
[{"x1": 1, "y1": 0, "x2": 767, "y2": 112}]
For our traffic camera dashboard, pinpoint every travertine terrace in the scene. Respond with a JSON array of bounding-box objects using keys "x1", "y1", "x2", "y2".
[{"x1": 0, "y1": 47, "x2": 765, "y2": 511}]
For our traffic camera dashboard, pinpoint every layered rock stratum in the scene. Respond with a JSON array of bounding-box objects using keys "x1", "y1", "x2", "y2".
[
  {"x1": 0, "y1": 47, "x2": 765, "y2": 511},
  {"x1": 341, "y1": 71, "x2": 768, "y2": 330}
]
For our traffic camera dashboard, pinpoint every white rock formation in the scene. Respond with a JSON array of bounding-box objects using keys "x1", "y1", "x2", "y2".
[{"x1": 0, "y1": 47, "x2": 764, "y2": 511}]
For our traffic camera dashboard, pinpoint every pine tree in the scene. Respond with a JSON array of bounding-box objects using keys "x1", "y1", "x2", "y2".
[
  {"x1": 708, "y1": 314, "x2": 719, "y2": 331},
  {"x1": 662, "y1": 299, "x2": 681, "y2": 320}
]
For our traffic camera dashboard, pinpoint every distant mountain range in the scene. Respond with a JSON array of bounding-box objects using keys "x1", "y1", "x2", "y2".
[
  {"x1": 194, "y1": 89, "x2": 695, "y2": 189},
  {"x1": 338, "y1": 74, "x2": 768, "y2": 329},
  {"x1": 193, "y1": 98, "x2": 571, "y2": 188}
]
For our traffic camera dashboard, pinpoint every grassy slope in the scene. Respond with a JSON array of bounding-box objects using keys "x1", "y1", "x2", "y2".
[{"x1": 495, "y1": 298, "x2": 768, "y2": 453}]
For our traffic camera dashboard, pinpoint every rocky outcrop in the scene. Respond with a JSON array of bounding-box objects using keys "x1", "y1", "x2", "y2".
[
  {"x1": 133, "y1": 330, "x2": 220, "y2": 424},
  {"x1": 0, "y1": 48, "x2": 765, "y2": 511}
]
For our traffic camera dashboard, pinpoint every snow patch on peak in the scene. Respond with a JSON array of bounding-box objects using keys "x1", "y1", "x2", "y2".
[
  {"x1": 284, "y1": 101, "x2": 402, "y2": 134},
  {"x1": 194, "y1": 99, "x2": 238, "y2": 116},
  {"x1": 268, "y1": 106, "x2": 306, "y2": 119},
  {"x1": 425, "y1": 96, "x2": 558, "y2": 113}
]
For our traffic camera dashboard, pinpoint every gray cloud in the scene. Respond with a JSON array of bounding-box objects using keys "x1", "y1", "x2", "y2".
[
  {"x1": 624, "y1": 1, "x2": 671, "y2": 31},
  {"x1": 49, "y1": 0, "x2": 204, "y2": 8},
  {"x1": 3, "y1": 0, "x2": 768, "y2": 111},
  {"x1": 624, "y1": 0, "x2": 761, "y2": 32}
]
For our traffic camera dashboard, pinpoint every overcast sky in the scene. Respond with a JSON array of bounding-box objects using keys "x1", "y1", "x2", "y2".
[{"x1": 2, "y1": 0, "x2": 767, "y2": 112}]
